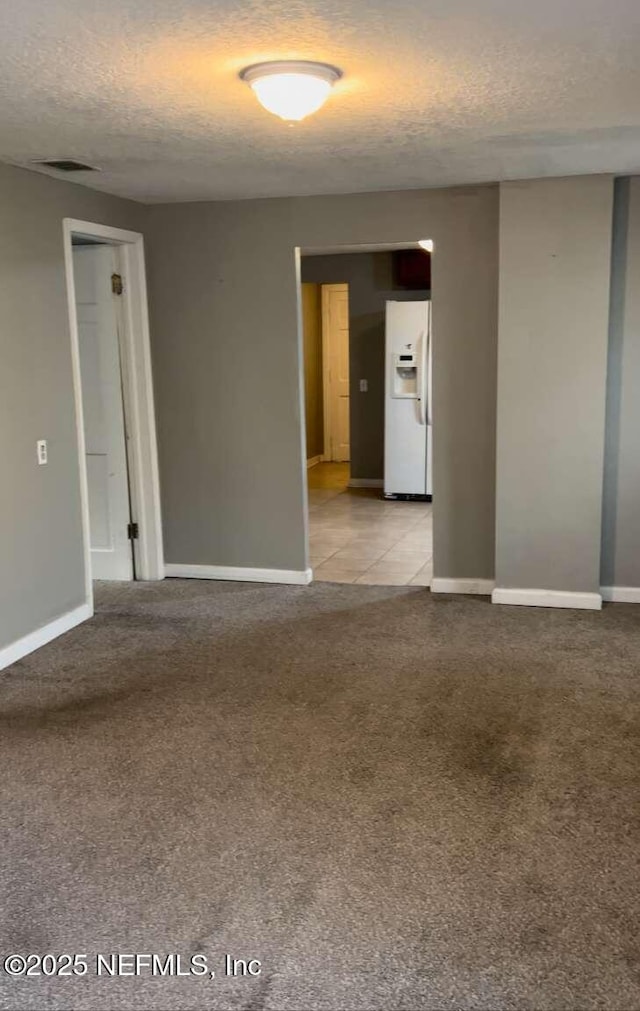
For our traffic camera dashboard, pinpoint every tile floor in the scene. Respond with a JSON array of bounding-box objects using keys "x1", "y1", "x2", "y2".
[{"x1": 307, "y1": 463, "x2": 432, "y2": 586}]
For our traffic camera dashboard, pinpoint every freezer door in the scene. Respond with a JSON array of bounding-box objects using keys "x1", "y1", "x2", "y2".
[{"x1": 385, "y1": 300, "x2": 429, "y2": 355}]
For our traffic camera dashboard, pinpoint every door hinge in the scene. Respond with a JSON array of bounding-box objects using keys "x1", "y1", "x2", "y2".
[
  {"x1": 127, "y1": 522, "x2": 139, "y2": 540},
  {"x1": 111, "y1": 273, "x2": 124, "y2": 295}
]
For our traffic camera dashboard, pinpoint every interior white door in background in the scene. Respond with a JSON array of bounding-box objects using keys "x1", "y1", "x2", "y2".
[
  {"x1": 322, "y1": 283, "x2": 350, "y2": 462},
  {"x1": 73, "y1": 245, "x2": 133, "y2": 580}
]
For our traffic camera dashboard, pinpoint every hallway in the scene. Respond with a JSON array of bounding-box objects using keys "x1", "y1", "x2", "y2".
[{"x1": 307, "y1": 463, "x2": 433, "y2": 585}]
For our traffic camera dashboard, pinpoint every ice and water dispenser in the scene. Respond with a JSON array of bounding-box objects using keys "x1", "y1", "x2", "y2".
[{"x1": 391, "y1": 349, "x2": 418, "y2": 399}]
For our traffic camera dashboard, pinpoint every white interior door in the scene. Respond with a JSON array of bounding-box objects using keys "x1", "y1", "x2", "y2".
[
  {"x1": 322, "y1": 283, "x2": 350, "y2": 462},
  {"x1": 73, "y1": 245, "x2": 133, "y2": 581}
]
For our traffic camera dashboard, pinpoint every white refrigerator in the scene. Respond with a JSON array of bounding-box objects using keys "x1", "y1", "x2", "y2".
[{"x1": 383, "y1": 300, "x2": 432, "y2": 498}]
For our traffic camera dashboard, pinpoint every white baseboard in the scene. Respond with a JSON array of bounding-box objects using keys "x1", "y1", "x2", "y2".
[
  {"x1": 306, "y1": 455, "x2": 323, "y2": 469},
  {"x1": 0, "y1": 602, "x2": 93, "y2": 672},
  {"x1": 431, "y1": 578, "x2": 495, "y2": 596},
  {"x1": 492, "y1": 587, "x2": 602, "y2": 610},
  {"x1": 348, "y1": 478, "x2": 384, "y2": 488},
  {"x1": 165, "y1": 564, "x2": 313, "y2": 586},
  {"x1": 601, "y1": 586, "x2": 640, "y2": 603}
]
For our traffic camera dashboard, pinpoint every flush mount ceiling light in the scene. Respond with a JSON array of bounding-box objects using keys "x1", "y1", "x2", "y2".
[
  {"x1": 240, "y1": 60, "x2": 342, "y2": 122},
  {"x1": 418, "y1": 239, "x2": 434, "y2": 252}
]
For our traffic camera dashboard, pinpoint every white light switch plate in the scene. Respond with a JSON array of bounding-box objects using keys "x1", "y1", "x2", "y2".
[
  {"x1": 359, "y1": 379, "x2": 368, "y2": 392},
  {"x1": 36, "y1": 439, "x2": 48, "y2": 465}
]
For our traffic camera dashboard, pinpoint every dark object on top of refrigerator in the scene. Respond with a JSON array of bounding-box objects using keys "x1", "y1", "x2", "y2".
[{"x1": 393, "y1": 249, "x2": 431, "y2": 291}]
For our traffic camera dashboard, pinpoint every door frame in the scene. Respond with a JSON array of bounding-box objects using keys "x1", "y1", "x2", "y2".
[
  {"x1": 321, "y1": 282, "x2": 350, "y2": 463},
  {"x1": 298, "y1": 241, "x2": 432, "y2": 579},
  {"x1": 63, "y1": 218, "x2": 164, "y2": 606}
]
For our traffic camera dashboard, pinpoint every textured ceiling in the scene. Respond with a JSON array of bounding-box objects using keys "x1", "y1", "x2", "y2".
[{"x1": 1, "y1": 0, "x2": 639, "y2": 203}]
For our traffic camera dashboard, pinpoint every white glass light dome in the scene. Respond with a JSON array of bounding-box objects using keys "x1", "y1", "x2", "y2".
[{"x1": 240, "y1": 61, "x2": 342, "y2": 122}]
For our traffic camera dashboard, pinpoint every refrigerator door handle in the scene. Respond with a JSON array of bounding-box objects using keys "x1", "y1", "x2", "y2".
[
  {"x1": 417, "y1": 330, "x2": 427, "y2": 426},
  {"x1": 426, "y1": 324, "x2": 432, "y2": 426}
]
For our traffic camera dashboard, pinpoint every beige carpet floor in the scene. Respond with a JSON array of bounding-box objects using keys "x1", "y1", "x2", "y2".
[{"x1": 1, "y1": 579, "x2": 640, "y2": 1010}]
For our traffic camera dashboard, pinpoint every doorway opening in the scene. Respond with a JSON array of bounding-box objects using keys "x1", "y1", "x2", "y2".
[
  {"x1": 300, "y1": 244, "x2": 433, "y2": 587},
  {"x1": 63, "y1": 219, "x2": 163, "y2": 606}
]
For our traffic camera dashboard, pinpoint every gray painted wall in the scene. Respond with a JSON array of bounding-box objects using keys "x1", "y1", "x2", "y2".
[
  {"x1": 301, "y1": 252, "x2": 429, "y2": 480},
  {"x1": 0, "y1": 162, "x2": 145, "y2": 650},
  {"x1": 495, "y1": 176, "x2": 614, "y2": 593},
  {"x1": 145, "y1": 185, "x2": 499, "y2": 579},
  {"x1": 4, "y1": 163, "x2": 634, "y2": 662},
  {"x1": 601, "y1": 177, "x2": 640, "y2": 588}
]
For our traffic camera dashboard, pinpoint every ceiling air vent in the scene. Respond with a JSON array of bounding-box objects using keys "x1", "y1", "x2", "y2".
[{"x1": 35, "y1": 159, "x2": 98, "y2": 172}]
